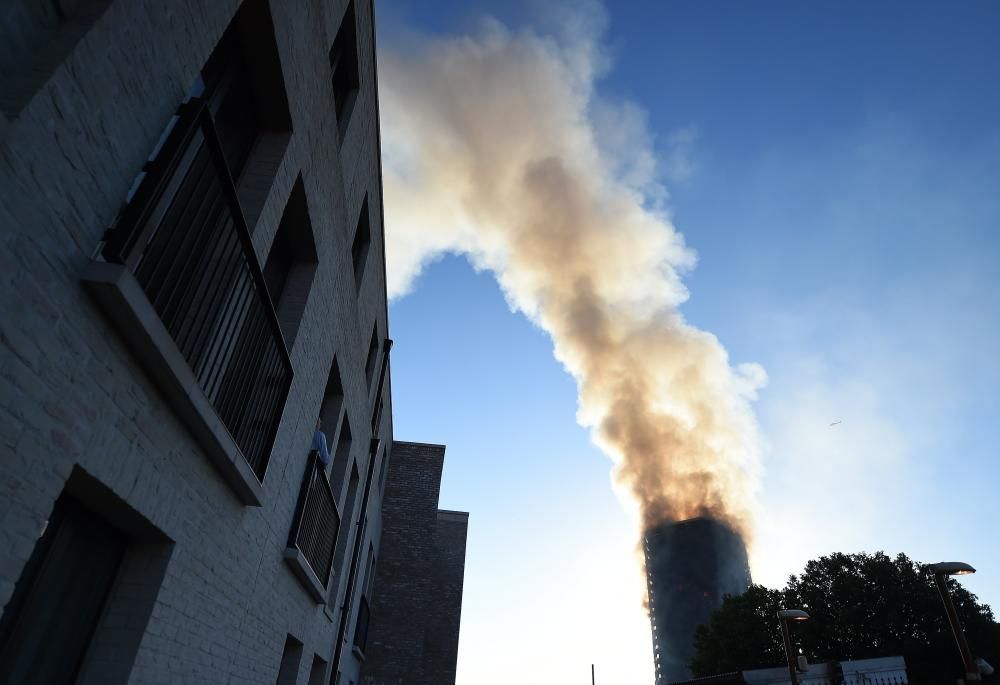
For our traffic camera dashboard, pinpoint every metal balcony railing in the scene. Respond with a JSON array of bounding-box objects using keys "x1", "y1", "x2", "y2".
[
  {"x1": 289, "y1": 451, "x2": 341, "y2": 586},
  {"x1": 102, "y1": 97, "x2": 292, "y2": 481}
]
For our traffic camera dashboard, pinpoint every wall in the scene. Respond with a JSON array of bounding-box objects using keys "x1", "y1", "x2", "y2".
[
  {"x1": 0, "y1": 1, "x2": 390, "y2": 683},
  {"x1": 424, "y1": 511, "x2": 469, "y2": 685},
  {"x1": 360, "y1": 442, "x2": 468, "y2": 685}
]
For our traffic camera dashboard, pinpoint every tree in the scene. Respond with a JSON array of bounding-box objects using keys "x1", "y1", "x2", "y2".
[{"x1": 690, "y1": 552, "x2": 1000, "y2": 682}]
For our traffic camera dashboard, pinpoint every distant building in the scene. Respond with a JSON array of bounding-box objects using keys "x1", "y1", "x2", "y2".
[
  {"x1": 668, "y1": 655, "x2": 909, "y2": 685},
  {"x1": 0, "y1": 2, "x2": 465, "y2": 684},
  {"x1": 645, "y1": 517, "x2": 752, "y2": 683},
  {"x1": 361, "y1": 442, "x2": 470, "y2": 685}
]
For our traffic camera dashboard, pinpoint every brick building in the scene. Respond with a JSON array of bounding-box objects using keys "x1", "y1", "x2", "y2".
[
  {"x1": 361, "y1": 442, "x2": 469, "y2": 685},
  {"x1": 0, "y1": 1, "x2": 465, "y2": 684}
]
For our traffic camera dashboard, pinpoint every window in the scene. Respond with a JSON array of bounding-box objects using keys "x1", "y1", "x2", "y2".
[
  {"x1": 263, "y1": 177, "x2": 318, "y2": 349},
  {"x1": 263, "y1": 223, "x2": 292, "y2": 299},
  {"x1": 200, "y1": 0, "x2": 293, "y2": 231},
  {"x1": 368, "y1": 338, "x2": 391, "y2": 433},
  {"x1": 371, "y1": 396, "x2": 384, "y2": 435},
  {"x1": 0, "y1": 495, "x2": 126, "y2": 684},
  {"x1": 362, "y1": 543, "x2": 376, "y2": 598},
  {"x1": 352, "y1": 544, "x2": 375, "y2": 654},
  {"x1": 350, "y1": 196, "x2": 371, "y2": 290},
  {"x1": 331, "y1": 464, "x2": 361, "y2": 585},
  {"x1": 330, "y1": 415, "x2": 353, "y2": 498},
  {"x1": 0, "y1": 0, "x2": 112, "y2": 118},
  {"x1": 377, "y1": 449, "x2": 389, "y2": 493},
  {"x1": 308, "y1": 655, "x2": 328, "y2": 685},
  {"x1": 329, "y1": 1, "x2": 360, "y2": 139},
  {"x1": 275, "y1": 634, "x2": 303, "y2": 685},
  {"x1": 202, "y1": 27, "x2": 261, "y2": 181},
  {"x1": 364, "y1": 324, "x2": 379, "y2": 388},
  {"x1": 27, "y1": 468, "x2": 175, "y2": 685},
  {"x1": 352, "y1": 594, "x2": 370, "y2": 655},
  {"x1": 92, "y1": 0, "x2": 295, "y2": 493},
  {"x1": 318, "y1": 357, "x2": 345, "y2": 443},
  {"x1": 352, "y1": 536, "x2": 375, "y2": 659}
]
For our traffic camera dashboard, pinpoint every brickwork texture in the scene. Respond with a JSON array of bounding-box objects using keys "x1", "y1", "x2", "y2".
[
  {"x1": 0, "y1": 1, "x2": 392, "y2": 683},
  {"x1": 361, "y1": 442, "x2": 469, "y2": 685}
]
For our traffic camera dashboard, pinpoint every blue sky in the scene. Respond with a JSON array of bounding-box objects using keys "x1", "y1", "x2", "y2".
[{"x1": 378, "y1": 2, "x2": 1000, "y2": 682}]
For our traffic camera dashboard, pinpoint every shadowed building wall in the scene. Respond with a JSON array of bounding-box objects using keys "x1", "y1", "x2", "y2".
[
  {"x1": 424, "y1": 510, "x2": 470, "y2": 683},
  {"x1": 0, "y1": 2, "x2": 395, "y2": 683},
  {"x1": 644, "y1": 517, "x2": 752, "y2": 683},
  {"x1": 361, "y1": 442, "x2": 469, "y2": 685}
]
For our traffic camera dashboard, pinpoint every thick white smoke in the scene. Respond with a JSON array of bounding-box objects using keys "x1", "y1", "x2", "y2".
[{"x1": 379, "y1": 7, "x2": 765, "y2": 537}]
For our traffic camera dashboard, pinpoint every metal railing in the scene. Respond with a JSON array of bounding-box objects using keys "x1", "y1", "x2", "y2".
[
  {"x1": 103, "y1": 98, "x2": 292, "y2": 481},
  {"x1": 289, "y1": 451, "x2": 341, "y2": 586}
]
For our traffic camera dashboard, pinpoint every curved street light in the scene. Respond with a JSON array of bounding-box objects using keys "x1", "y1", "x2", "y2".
[
  {"x1": 777, "y1": 609, "x2": 810, "y2": 685},
  {"x1": 929, "y1": 561, "x2": 976, "y2": 576},
  {"x1": 778, "y1": 609, "x2": 811, "y2": 621},
  {"x1": 929, "y1": 561, "x2": 981, "y2": 682}
]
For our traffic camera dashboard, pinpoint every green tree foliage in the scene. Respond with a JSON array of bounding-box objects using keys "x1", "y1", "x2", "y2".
[{"x1": 690, "y1": 552, "x2": 1000, "y2": 681}]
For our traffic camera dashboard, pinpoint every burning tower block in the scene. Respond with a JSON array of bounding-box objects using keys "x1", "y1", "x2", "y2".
[{"x1": 644, "y1": 517, "x2": 752, "y2": 683}]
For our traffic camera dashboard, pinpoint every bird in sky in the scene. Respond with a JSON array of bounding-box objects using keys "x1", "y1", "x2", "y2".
[{"x1": 829, "y1": 420, "x2": 842, "y2": 427}]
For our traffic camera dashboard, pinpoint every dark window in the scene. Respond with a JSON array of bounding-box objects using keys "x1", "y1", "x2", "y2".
[
  {"x1": 331, "y1": 464, "x2": 360, "y2": 585},
  {"x1": 370, "y1": 396, "x2": 384, "y2": 435},
  {"x1": 329, "y1": 1, "x2": 359, "y2": 138},
  {"x1": 378, "y1": 449, "x2": 389, "y2": 493},
  {"x1": 362, "y1": 543, "x2": 376, "y2": 597},
  {"x1": 263, "y1": 178, "x2": 318, "y2": 348},
  {"x1": 275, "y1": 634, "x2": 303, "y2": 685},
  {"x1": 202, "y1": 27, "x2": 261, "y2": 182},
  {"x1": 330, "y1": 415, "x2": 353, "y2": 498},
  {"x1": 351, "y1": 196, "x2": 371, "y2": 290},
  {"x1": 369, "y1": 338, "x2": 390, "y2": 433},
  {"x1": 364, "y1": 324, "x2": 379, "y2": 388},
  {"x1": 308, "y1": 655, "x2": 328, "y2": 685},
  {"x1": 0, "y1": 495, "x2": 126, "y2": 684},
  {"x1": 263, "y1": 220, "x2": 293, "y2": 308},
  {"x1": 318, "y1": 358, "x2": 345, "y2": 441},
  {"x1": 352, "y1": 594, "x2": 370, "y2": 655}
]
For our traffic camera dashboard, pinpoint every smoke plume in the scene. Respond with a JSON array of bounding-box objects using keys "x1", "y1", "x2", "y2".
[{"x1": 379, "y1": 6, "x2": 765, "y2": 537}]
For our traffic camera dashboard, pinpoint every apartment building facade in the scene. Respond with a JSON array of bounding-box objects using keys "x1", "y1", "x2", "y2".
[
  {"x1": 0, "y1": 1, "x2": 400, "y2": 683},
  {"x1": 361, "y1": 442, "x2": 469, "y2": 685}
]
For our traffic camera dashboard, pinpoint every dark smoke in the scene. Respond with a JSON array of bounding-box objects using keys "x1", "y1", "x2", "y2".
[
  {"x1": 643, "y1": 517, "x2": 752, "y2": 683},
  {"x1": 380, "y1": 0, "x2": 766, "y2": 544}
]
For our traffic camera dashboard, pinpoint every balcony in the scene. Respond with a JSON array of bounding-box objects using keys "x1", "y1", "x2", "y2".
[
  {"x1": 285, "y1": 451, "x2": 341, "y2": 602},
  {"x1": 83, "y1": 97, "x2": 292, "y2": 505}
]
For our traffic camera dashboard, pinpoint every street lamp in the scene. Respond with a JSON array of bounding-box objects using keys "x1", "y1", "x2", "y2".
[
  {"x1": 777, "y1": 609, "x2": 810, "y2": 685},
  {"x1": 929, "y1": 561, "x2": 981, "y2": 682}
]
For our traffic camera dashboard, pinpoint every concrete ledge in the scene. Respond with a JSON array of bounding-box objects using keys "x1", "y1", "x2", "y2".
[
  {"x1": 283, "y1": 546, "x2": 327, "y2": 603},
  {"x1": 82, "y1": 260, "x2": 264, "y2": 506},
  {"x1": 436, "y1": 510, "x2": 469, "y2": 523}
]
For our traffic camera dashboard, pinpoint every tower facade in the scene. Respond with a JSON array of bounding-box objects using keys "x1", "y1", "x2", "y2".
[{"x1": 644, "y1": 517, "x2": 752, "y2": 683}]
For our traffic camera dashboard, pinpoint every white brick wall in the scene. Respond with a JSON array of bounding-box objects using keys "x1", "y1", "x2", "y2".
[{"x1": 0, "y1": 1, "x2": 390, "y2": 683}]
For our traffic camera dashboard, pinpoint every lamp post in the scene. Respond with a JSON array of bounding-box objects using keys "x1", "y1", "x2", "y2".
[
  {"x1": 777, "y1": 609, "x2": 810, "y2": 685},
  {"x1": 929, "y1": 561, "x2": 981, "y2": 682}
]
